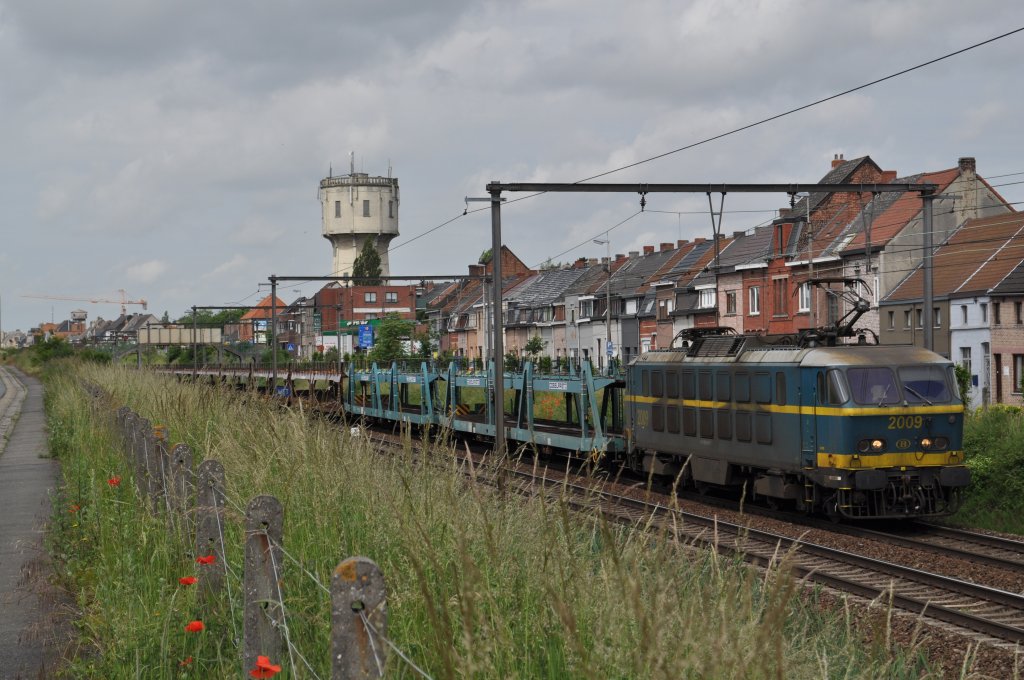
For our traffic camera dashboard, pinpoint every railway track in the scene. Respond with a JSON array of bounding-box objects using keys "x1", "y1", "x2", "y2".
[
  {"x1": 859, "y1": 523, "x2": 1024, "y2": 573},
  {"x1": 494, "y1": 464, "x2": 1024, "y2": 646}
]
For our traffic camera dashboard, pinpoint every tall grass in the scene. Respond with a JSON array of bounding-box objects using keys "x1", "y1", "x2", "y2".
[
  {"x1": 954, "y1": 405, "x2": 1024, "y2": 534},
  {"x1": 47, "y1": 363, "x2": 933, "y2": 678}
]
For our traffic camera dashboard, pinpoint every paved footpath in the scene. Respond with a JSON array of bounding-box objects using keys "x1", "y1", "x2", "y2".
[{"x1": 0, "y1": 367, "x2": 66, "y2": 677}]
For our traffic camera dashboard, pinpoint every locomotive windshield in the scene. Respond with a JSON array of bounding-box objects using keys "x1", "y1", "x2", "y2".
[
  {"x1": 847, "y1": 367, "x2": 900, "y2": 405},
  {"x1": 898, "y1": 365, "x2": 952, "y2": 403},
  {"x1": 846, "y1": 365, "x2": 954, "y2": 405}
]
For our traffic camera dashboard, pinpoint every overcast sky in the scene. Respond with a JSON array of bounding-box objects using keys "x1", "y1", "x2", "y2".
[{"x1": 2, "y1": 0, "x2": 1024, "y2": 331}]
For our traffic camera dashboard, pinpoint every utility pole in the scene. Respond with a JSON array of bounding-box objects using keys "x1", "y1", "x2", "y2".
[
  {"x1": 192, "y1": 306, "x2": 198, "y2": 379},
  {"x1": 922, "y1": 192, "x2": 936, "y2": 351},
  {"x1": 271, "y1": 276, "x2": 278, "y2": 391},
  {"x1": 593, "y1": 236, "x2": 611, "y2": 374}
]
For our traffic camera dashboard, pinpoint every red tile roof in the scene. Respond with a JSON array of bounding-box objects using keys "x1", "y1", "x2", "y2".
[{"x1": 886, "y1": 212, "x2": 1024, "y2": 300}]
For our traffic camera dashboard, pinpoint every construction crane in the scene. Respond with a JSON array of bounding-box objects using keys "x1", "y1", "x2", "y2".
[{"x1": 22, "y1": 289, "x2": 148, "y2": 315}]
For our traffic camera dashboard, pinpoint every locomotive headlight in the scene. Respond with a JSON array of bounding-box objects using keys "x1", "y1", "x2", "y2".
[
  {"x1": 871, "y1": 439, "x2": 885, "y2": 451},
  {"x1": 920, "y1": 437, "x2": 933, "y2": 449},
  {"x1": 857, "y1": 439, "x2": 871, "y2": 453}
]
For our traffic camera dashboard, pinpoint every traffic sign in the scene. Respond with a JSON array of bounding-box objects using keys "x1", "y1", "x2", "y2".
[
  {"x1": 606, "y1": 341, "x2": 614, "y2": 356},
  {"x1": 286, "y1": 343, "x2": 295, "y2": 352},
  {"x1": 358, "y1": 324, "x2": 374, "y2": 349}
]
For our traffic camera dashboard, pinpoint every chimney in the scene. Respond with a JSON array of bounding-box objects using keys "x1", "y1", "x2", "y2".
[
  {"x1": 880, "y1": 170, "x2": 897, "y2": 183},
  {"x1": 693, "y1": 237, "x2": 706, "y2": 244},
  {"x1": 659, "y1": 242, "x2": 673, "y2": 252},
  {"x1": 831, "y1": 153, "x2": 845, "y2": 169},
  {"x1": 574, "y1": 257, "x2": 587, "y2": 269},
  {"x1": 468, "y1": 264, "x2": 484, "y2": 277},
  {"x1": 677, "y1": 239, "x2": 689, "y2": 248},
  {"x1": 733, "y1": 230, "x2": 745, "y2": 239},
  {"x1": 958, "y1": 157, "x2": 976, "y2": 174},
  {"x1": 643, "y1": 245, "x2": 655, "y2": 255},
  {"x1": 615, "y1": 253, "x2": 626, "y2": 261},
  {"x1": 628, "y1": 250, "x2": 640, "y2": 258},
  {"x1": 588, "y1": 258, "x2": 598, "y2": 265}
]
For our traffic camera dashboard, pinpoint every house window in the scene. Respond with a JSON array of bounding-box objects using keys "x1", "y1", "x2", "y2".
[
  {"x1": 388, "y1": 200, "x2": 394, "y2": 218},
  {"x1": 363, "y1": 199, "x2": 370, "y2": 217},
  {"x1": 888, "y1": 311, "x2": 895, "y2": 330},
  {"x1": 798, "y1": 282, "x2": 811, "y2": 313},
  {"x1": 873, "y1": 275, "x2": 880, "y2": 304},
  {"x1": 1017, "y1": 301, "x2": 1023, "y2": 324},
  {"x1": 698, "y1": 289, "x2": 715, "y2": 308},
  {"x1": 726, "y1": 291, "x2": 737, "y2": 315},
  {"x1": 934, "y1": 307, "x2": 941, "y2": 328},
  {"x1": 994, "y1": 302, "x2": 1001, "y2": 325},
  {"x1": 960, "y1": 347, "x2": 972, "y2": 375},
  {"x1": 749, "y1": 286, "x2": 760, "y2": 315},
  {"x1": 1014, "y1": 355, "x2": 1024, "y2": 393},
  {"x1": 385, "y1": 292, "x2": 398, "y2": 303},
  {"x1": 773, "y1": 279, "x2": 788, "y2": 316},
  {"x1": 364, "y1": 292, "x2": 377, "y2": 303},
  {"x1": 915, "y1": 309, "x2": 923, "y2": 328},
  {"x1": 334, "y1": 200, "x2": 341, "y2": 218},
  {"x1": 624, "y1": 299, "x2": 638, "y2": 315},
  {"x1": 580, "y1": 300, "x2": 593, "y2": 318},
  {"x1": 980, "y1": 303, "x2": 988, "y2": 323},
  {"x1": 961, "y1": 305, "x2": 968, "y2": 325},
  {"x1": 904, "y1": 310, "x2": 911, "y2": 328}
]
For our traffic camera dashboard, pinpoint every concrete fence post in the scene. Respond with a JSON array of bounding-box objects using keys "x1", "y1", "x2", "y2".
[
  {"x1": 115, "y1": 406, "x2": 131, "y2": 452},
  {"x1": 194, "y1": 459, "x2": 227, "y2": 603},
  {"x1": 150, "y1": 425, "x2": 169, "y2": 515},
  {"x1": 331, "y1": 556, "x2": 388, "y2": 679},
  {"x1": 169, "y1": 443, "x2": 194, "y2": 538},
  {"x1": 133, "y1": 417, "x2": 151, "y2": 504},
  {"x1": 243, "y1": 495, "x2": 285, "y2": 675}
]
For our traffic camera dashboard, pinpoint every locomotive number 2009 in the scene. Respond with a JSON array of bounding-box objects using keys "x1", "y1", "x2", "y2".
[{"x1": 887, "y1": 415, "x2": 923, "y2": 430}]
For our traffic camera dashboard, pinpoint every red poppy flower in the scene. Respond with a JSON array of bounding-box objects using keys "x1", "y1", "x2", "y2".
[
  {"x1": 178, "y1": 576, "x2": 198, "y2": 586},
  {"x1": 184, "y1": 620, "x2": 205, "y2": 633},
  {"x1": 107, "y1": 476, "x2": 121, "y2": 487},
  {"x1": 249, "y1": 655, "x2": 282, "y2": 678},
  {"x1": 68, "y1": 504, "x2": 80, "y2": 514},
  {"x1": 195, "y1": 554, "x2": 216, "y2": 565},
  {"x1": 179, "y1": 656, "x2": 193, "y2": 667}
]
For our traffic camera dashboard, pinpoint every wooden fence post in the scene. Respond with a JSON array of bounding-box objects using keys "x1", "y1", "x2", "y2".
[
  {"x1": 331, "y1": 557, "x2": 388, "y2": 679},
  {"x1": 194, "y1": 459, "x2": 227, "y2": 603},
  {"x1": 243, "y1": 495, "x2": 284, "y2": 675}
]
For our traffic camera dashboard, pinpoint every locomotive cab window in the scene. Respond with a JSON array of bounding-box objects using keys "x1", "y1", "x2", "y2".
[
  {"x1": 898, "y1": 365, "x2": 952, "y2": 403},
  {"x1": 847, "y1": 367, "x2": 899, "y2": 405},
  {"x1": 816, "y1": 370, "x2": 849, "y2": 405}
]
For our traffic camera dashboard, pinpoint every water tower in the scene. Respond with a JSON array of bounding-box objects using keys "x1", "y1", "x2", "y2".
[{"x1": 320, "y1": 155, "x2": 400, "y2": 277}]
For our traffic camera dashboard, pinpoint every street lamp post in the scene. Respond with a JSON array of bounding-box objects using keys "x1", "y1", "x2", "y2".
[{"x1": 593, "y1": 236, "x2": 611, "y2": 374}]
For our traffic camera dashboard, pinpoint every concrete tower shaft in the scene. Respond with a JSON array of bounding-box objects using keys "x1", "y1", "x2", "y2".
[{"x1": 320, "y1": 171, "x2": 400, "y2": 277}]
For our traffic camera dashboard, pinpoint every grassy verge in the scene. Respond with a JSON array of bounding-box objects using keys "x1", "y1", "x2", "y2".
[
  {"x1": 952, "y1": 405, "x2": 1024, "y2": 534},
  {"x1": 48, "y1": 363, "x2": 933, "y2": 678}
]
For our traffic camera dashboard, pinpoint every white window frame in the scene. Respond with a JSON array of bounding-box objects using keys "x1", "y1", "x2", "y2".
[
  {"x1": 385, "y1": 291, "x2": 398, "y2": 303},
  {"x1": 698, "y1": 289, "x2": 715, "y2": 309},
  {"x1": 798, "y1": 282, "x2": 811, "y2": 313},
  {"x1": 364, "y1": 292, "x2": 377, "y2": 303},
  {"x1": 748, "y1": 286, "x2": 760, "y2": 316}
]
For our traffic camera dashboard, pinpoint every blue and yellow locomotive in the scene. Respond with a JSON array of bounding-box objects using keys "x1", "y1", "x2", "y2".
[{"x1": 626, "y1": 321, "x2": 969, "y2": 520}]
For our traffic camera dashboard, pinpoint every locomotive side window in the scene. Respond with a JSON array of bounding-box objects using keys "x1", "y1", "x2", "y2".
[
  {"x1": 756, "y1": 412, "x2": 772, "y2": 444},
  {"x1": 641, "y1": 369, "x2": 650, "y2": 396},
  {"x1": 897, "y1": 365, "x2": 951, "y2": 403},
  {"x1": 667, "y1": 406, "x2": 680, "y2": 433},
  {"x1": 775, "y1": 372, "x2": 787, "y2": 405},
  {"x1": 716, "y1": 372, "x2": 731, "y2": 401},
  {"x1": 652, "y1": 371, "x2": 664, "y2": 398},
  {"x1": 716, "y1": 408, "x2": 732, "y2": 439},
  {"x1": 681, "y1": 371, "x2": 696, "y2": 399},
  {"x1": 699, "y1": 409, "x2": 714, "y2": 439},
  {"x1": 948, "y1": 366, "x2": 961, "y2": 400},
  {"x1": 735, "y1": 372, "x2": 750, "y2": 402},
  {"x1": 753, "y1": 372, "x2": 771, "y2": 404},
  {"x1": 848, "y1": 367, "x2": 899, "y2": 405},
  {"x1": 698, "y1": 371, "x2": 713, "y2": 401},
  {"x1": 682, "y1": 407, "x2": 696, "y2": 436},
  {"x1": 735, "y1": 412, "x2": 752, "y2": 441},
  {"x1": 666, "y1": 371, "x2": 679, "y2": 399},
  {"x1": 652, "y1": 404, "x2": 664, "y2": 432},
  {"x1": 818, "y1": 370, "x2": 849, "y2": 405}
]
